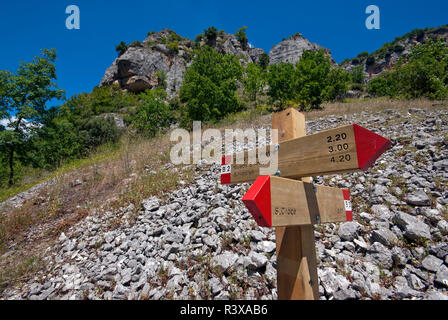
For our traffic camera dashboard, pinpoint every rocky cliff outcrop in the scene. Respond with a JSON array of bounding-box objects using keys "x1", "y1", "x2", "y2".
[
  {"x1": 341, "y1": 25, "x2": 448, "y2": 80},
  {"x1": 269, "y1": 33, "x2": 335, "y2": 65},
  {"x1": 100, "y1": 29, "x2": 267, "y2": 99},
  {"x1": 202, "y1": 32, "x2": 266, "y2": 65},
  {"x1": 100, "y1": 29, "x2": 194, "y2": 99}
]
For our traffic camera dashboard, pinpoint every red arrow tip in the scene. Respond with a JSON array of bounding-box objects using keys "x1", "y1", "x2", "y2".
[
  {"x1": 242, "y1": 175, "x2": 272, "y2": 227},
  {"x1": 353, "y1": 124, "x2": 392, "y2": 171}
]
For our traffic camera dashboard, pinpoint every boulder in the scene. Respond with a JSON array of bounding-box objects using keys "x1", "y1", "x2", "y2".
[
  {"x1": 393, "y1": 212, "x2": 431, "y2": 241},
  {"x1": 405, "y1": 189, "x2": 431, "y2": 206},
  {"x1": 211, "y1": 251, "x2": 239, "y2": 274},
  {"x1": 421, "y1": 255, "x2": 443, "y2": 273},
  {"x1": 338, "y1": 221, "x2": 360, "y2": 241}
]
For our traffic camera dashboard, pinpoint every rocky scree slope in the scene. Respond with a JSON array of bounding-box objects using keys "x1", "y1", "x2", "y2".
[{"x1": 2, "y1": 106, "x2": 448, "y2": 300}]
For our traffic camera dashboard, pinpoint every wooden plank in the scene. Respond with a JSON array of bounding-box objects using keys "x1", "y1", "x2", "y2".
[
  {"x1": 272, "y1": 108, "x2": 318, "y2": 300},
  {"x1": 242, "y1": 175, "x2": 353, "y2": 227},
  {"x1": 220, "y1": 123, "x2": 391, "y2": 184}
]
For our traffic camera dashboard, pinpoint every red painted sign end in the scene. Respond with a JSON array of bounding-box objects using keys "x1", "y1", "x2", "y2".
[
  {"x1": 242, "y1": 175, "x2": 272, "y2": 227},
  {"x1": 353, "y1": 124, "x2": 392, "y2": 171}
]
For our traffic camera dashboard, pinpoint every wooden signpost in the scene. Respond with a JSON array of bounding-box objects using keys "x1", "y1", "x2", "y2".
[
  {"x1": 219, "y1": 107, "x2": 391, "y2": 300},
  {"x1": 220, "y1": 123, "x2": 392, "y2": 185}
]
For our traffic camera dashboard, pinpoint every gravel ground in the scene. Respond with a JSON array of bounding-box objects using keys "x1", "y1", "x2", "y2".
[{"x1": 1, "y1": 106, "x2": 447, "y2": 300}]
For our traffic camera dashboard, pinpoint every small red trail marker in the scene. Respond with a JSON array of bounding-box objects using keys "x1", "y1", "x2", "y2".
[
  {"x1": 242, "y1": 176, "x2": 353, "y2": 227},
  {"x1": 221, "y1": 123, "x2": 392, "y2": 184}
]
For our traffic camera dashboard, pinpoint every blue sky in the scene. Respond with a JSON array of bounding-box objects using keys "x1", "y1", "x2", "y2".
[{"x1": 0, "y1": 0, "x2": 446, "y2": 103}]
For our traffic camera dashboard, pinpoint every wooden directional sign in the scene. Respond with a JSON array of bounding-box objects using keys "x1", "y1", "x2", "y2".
[
  {"x1": 242, "y1": 176, "x2": 352, "y2": 227},
  {"x1": 221, "y1": 123, "x2": 391, "y2": 184}
]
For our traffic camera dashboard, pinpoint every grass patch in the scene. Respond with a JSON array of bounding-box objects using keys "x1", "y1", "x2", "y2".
[{"x1": 0, "y1": 255, "x2": 45, "y2": 293}]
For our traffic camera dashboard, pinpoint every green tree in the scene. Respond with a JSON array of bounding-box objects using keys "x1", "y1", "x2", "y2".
[
  {"x1": 179, "y1": 46, "x2": 243, "y2": 124},
  {"x1": 28, "y1": 118, "x2": 83, "y2": 168},
  {"x1": 257, "y1": 53, "x2": 270, "y2": 70},
  {"x1": 236, "y1": 26, "x2": 248, "y2": 50},
  {"x1": 295, "y1": 50, "x2": 332, "y2": 109},
  {"x1": 0, "y1": 49, "x2": 65, "y2": 186},
  {"x1": 324, "y1": 67, "x2": 351, "y2": 101},
  {"x1": 267, "y1": 50, "x2": 349, "y2": 109},
  {"x1": 266, "y1": 62, "x2": 298, "y2": 107},
  {"x1": 132, "y1": 90, "x2": 171, "y2": 137},
  {"x1": 243, "y1": 63, "x2": 266, "y2": 101}
]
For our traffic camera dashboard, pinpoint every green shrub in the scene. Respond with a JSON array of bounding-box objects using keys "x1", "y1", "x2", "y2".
[
  {"x1": 80, "y1": 117, "x2": 121, "y2": 149},
  {"x1": 116, "y1": 41, "x2": 128, "y2": 56},
  {"x1": 366, "y1": 56, "x2": 375, "y2": 65},
  {"x1": 350, "y1": 65, "x2": 365, "y2": 84},
  {"x1": 155, "y1": 70, "x2": 167, "y2": 89},
  {"x1": 204, "y1": 27, "x2": 218, "y2": 44},
  {"x1": 367, "y1": 73, "x2": 398, "y2": 97},
  {"x1": 61, "y1": 84, "x2": 139, "y2": 118},
  {"x1": 289, "y1": 32, "x2": 302, "y2": 39},
  {"x1": 167, "y1": 40, "x2": 179, "y2": 53},
  {"x1": 394, "y1": 45, "x2": 405, "y2": 52},
  {"x1": 167, "y1": 31, "x2": 183, "y2": 42},
  {"x1": 257, "y1": 53, "x2": 270, "y2": 70},
  {"x1": 129, "y1": 40, "x2": 143, "y2": 48},
  {"x1": 350, "y1": 83, "x2": 364, "y2": 91},
  {"x1": 132, "y1": 90, "x2": 171, "y2": 137},
  {"x1": 194, "y1": 34, "x2": 203, "y2": 45},
  {"x1": 357, "y1": 51, "x2": 369, "y2": 58},
  {"x1": 29, "y1": 119, "x2": 83, "y2": 168},
  {"x1": 295, "y1": 50, "x2": 333, "y2": 109}
]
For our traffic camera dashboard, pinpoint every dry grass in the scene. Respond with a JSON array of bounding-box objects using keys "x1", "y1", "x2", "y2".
[
  {"x1": 0, "y1": 255, "x2": 45, "y2": 292},
  {"x1": 305, "y1": 97, "x2": 446, "y2": 120},
  {"x1": 207, "y1": 97, "x2": 446, "y2": 133},
  {"x1": 0, "y1": 132, "x2": 194, "y2": 293}
]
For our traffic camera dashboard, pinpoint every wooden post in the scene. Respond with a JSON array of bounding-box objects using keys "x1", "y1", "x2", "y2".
[{"x1": 272, "y1": 108, "x2": 319, "y2": 300}]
